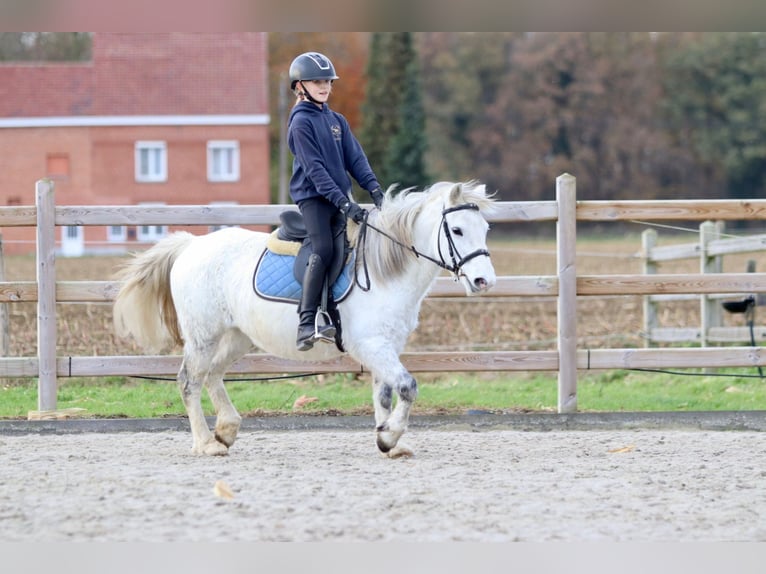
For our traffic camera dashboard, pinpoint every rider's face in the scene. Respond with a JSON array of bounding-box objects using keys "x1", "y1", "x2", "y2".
[{"x1": 301, "y1": 79, "x2": 332, "y2": 104}]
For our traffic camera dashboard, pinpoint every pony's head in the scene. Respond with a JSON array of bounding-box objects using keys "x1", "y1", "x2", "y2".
[
  {"x1": 350, "y1": 181, "x2": 497, "y2": 295},
  {"x1": 425, "y1": 181, "x2": 497, "y2": 294}
]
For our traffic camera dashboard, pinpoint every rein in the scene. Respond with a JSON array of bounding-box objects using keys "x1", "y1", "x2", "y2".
[{"x1": 354, "y1": 202, "x2": 491, "y2": 292}]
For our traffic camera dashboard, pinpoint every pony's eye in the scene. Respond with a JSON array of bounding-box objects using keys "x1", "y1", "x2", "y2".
[{"x1": 451, "y1": 227, "x2": 463, "y2": 236}]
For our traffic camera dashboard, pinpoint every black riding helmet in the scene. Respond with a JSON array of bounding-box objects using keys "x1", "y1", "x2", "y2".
[{"x1": 289, "y1": 52, "x2": 339, "y2": 90}]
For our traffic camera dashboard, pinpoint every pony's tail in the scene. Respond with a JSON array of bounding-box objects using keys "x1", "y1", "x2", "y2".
[{"x1": 113, "y1": 232, "x2": 194, "y2": 352}]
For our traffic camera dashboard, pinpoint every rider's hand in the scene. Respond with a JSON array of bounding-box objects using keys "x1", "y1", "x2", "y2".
[
  {"x1": 342, "y1": 202, "x2": 368, "y2": 224},
  {"x1": 370, "y1": 187, "x2": 384, "y2": 209}
]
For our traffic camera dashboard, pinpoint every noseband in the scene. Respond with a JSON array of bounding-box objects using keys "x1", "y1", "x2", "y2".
[{"x1": 355, "y1": 202, "x2": 491, "y2": 291}]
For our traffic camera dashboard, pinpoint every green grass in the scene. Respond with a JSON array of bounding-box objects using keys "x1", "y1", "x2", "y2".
[{"x1": 2, "y1": 369, "x2": 765, "y2": 419}]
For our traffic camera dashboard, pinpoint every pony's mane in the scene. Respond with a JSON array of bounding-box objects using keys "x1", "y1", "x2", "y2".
[{"x1": 348, "y1": 181, "x2": 495, "y2": 283}]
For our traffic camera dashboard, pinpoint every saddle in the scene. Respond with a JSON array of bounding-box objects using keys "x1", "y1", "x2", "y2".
[
  {"x1": 276, "y1": 210, "x2": 350, "y2": 288},
  {"x1": 252, "y1": 211, "x2": 354, "y2": 351}
]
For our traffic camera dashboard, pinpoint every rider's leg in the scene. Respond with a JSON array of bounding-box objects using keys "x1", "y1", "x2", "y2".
[
  {"x1": 296, "y1": 253, "x2": 335, "y2": 350},
  {"x1": 295, "y1": 198, "x2": 340, "y2": 351}
]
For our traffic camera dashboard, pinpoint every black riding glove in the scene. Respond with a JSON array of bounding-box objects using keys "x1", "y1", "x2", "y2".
[
  {"x1": 370, "y1": 187, "x2": 384, "y2": 209},
  {"x1": 341, "y1": 201, "x2": 368, "y2": 224}
]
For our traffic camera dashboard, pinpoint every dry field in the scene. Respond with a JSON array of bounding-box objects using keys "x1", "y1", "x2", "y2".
[{"x1": 1, "y1": 232, "x2": 762, "y2": 360}]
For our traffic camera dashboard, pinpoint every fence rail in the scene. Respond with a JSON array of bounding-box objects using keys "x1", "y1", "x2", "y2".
[
  {"x1": 2, "y1": 176, "x2": 766, "y2": 416},
  {"x1": 642, "y1": 221, "x2": 766, "y2": 345}
]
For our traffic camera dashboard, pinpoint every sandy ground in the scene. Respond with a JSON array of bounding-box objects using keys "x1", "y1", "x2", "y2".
[{"x1": 0, "y1": 426, "x2": 764, "y2": 542}]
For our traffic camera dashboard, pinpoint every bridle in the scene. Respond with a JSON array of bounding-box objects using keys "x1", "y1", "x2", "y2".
[{"x1": 354, "y1": 202, "x2": 491, "y2": 291}]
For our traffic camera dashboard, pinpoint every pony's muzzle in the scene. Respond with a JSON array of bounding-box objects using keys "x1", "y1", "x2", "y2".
[
  {"x1": 463, "y1": 272, "x2": 495, "y2": 294},
  {"x1": 473, "y1": 276, "x2": 491, "y2": 291}
]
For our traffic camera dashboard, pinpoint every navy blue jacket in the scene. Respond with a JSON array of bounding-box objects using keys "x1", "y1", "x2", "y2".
[{"x1": 288, "y1": 101, "x2": 380, "y2": 209}]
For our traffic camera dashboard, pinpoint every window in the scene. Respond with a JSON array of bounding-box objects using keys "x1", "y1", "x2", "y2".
[
  {"x1": 136, "y1": 202, "x2": 168, "y2": 242},
  {"x1": 47, "y1": 153, "x2": 70, "y2": 179},
  {"x1": 135, "y1": 141, "x2": 167, "y2": 182},
  {"x1": 137, "y1": 224, "x2": 168, "y2": 242},
  {"x1": 107, "y1": 225, "x2": 127, "y2": 242},
  {"x1": 207, "y1": 140, "x2": 240, "y2": 182},
  {"x1": 61, "y1": 225, "x2": 84, "y2": 257}
]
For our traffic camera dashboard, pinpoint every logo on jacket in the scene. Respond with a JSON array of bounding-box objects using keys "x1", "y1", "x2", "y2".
[{"x1": 331, "y1": 124, "x2": 341, "y2": 140}]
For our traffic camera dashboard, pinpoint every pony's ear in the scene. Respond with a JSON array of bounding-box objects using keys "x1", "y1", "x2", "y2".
[{"x1": 449, "y1": 183, "x2": 463, "y2": 205}]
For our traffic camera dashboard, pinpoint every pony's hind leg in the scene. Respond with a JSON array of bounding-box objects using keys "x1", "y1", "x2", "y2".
[
  {"x1": 207, "y1": 380, "x2": 240, "y2": 448},
  {"x1": 204, "y1": 329, "x2": 253, "y2": 448},
  {"x1": 177, "y1": 355, "x2": 228, "y2": 456}
]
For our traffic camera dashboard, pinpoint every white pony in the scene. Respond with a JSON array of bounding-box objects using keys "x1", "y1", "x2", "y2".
[{"x1": 113, "y1": 181, "x2": 497, "y2": 457}]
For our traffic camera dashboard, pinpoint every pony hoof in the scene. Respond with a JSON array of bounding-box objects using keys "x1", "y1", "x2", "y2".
[
  {"x1": 193, "y1": 440, "x2": 229, "y2": 456},
  {"x1": 376, "y1": 429, "x2": 402, "y2": 454},
  {"x1": 215, "y1": 424, "x2": 240, "y2": 447},
  {"x1": 386, "y1": 443, "x2": 414, "y2": 459},
  {"x1": 376, "y1": 434, "x2": 393, "y2": 453},
  {"x1": 215, "y1": 432, "x2": 236, "y2": 448}
]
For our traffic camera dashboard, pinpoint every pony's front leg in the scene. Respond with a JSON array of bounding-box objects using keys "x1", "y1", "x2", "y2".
[
  {"x1": 372, "y1": 374, "x2": 393, "y2": 430},
  {"x1": 178, "y1": 360, "x2": 228, "y2": 456},
  {"x1": 375, "y1": 371, "x2": 418, "y2": 458}
]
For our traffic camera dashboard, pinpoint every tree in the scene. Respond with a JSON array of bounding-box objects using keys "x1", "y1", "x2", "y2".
[
  {"x1": 360, "y1": 33, "x2": 428, "y2": 190},
  {"x1": 0, "y1": 33, "x2": 91, "y2": 61},
  {"x1": 358, "y1": 33, "x2": 392, "y2": 182},
  {"x1": 458, "y1": 33, "x2": 703, "y2": 202},
  {"x1": 381, "y1": 34, "x2": 429, "y2": 189},
  {"x1": 419, "y1": 33, "x2": 514, "y2": 184},
  {"x1": 661, "y1": 33, "x2": 766, "y2": 200}
]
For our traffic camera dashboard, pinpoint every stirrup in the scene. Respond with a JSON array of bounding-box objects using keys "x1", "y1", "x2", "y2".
[{"x1": 314, "y1": 309, "x2": 336, "y2": 344}]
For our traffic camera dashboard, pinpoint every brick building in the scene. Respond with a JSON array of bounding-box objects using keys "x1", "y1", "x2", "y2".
[{"x1": 0, "y1": 33, "x2": 270, "y2": 255}]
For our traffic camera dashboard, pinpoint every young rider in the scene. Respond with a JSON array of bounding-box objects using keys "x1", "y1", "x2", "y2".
[{"x1": 287, "y1": 51, "x2": 384, "y2": 351}]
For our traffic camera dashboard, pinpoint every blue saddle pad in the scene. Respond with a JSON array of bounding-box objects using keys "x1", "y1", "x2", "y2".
[{"x1": 254, "y1": 249, "x2": 354, "y2": 304}]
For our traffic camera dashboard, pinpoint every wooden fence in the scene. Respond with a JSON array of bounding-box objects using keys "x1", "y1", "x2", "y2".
[
  {"x1": 2, "y1": 175, "x2": 766, "y2": 416},
  {"x1": 642, "y1": 221, "x2": 766, "y2": 346}
]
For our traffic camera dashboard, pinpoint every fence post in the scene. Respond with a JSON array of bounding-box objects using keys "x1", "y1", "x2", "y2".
[
  {"x1": 36, "y1": 179, "x2": 57, "y2": 412},
  {"x1": 700, "y1": 220, "x2": 723, "y2": 348},
  {"x1": 641, "y1": 228, "x2": 658, "y2": 347},
  {"x1": 556, "y1": 173, "x2": 577, "y2": 413}
]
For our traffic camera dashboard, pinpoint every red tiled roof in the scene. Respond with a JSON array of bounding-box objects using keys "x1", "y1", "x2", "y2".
[
  {"x1": 0, "y1": 64, "x2": 93, "y2": 117},
  {"x1": 0, "y1": 33, "x2": 268, "y2": 118}
]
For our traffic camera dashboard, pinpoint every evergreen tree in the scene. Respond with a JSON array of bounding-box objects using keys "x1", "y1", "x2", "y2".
[
  {"x1": 382, "y1": 34, "x2": 429, "y2": 189},
  {"x1": 359, "y1": 33, "x2": 397, "y2": 185},
  {"x1": 359, "y1": 33, "x2": 428, "y2": 191}
]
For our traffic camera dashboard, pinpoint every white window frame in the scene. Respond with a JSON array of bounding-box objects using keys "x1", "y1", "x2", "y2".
[
  {"x1": 136, "y1": 202, "x2": 168, "y2": 242},
  {"x1": 135, "y1": 141, "x2": 167, "y2": 182},
  {"x1": 107, "y1": 225, "x2": 127, "y2": 242},
  {"x1": 207, "y1": 140, "x2": 240, "y2": 182}
]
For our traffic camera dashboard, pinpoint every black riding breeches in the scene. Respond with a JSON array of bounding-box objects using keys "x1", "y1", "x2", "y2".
[{"x1": 297, "y1": 197, "x2": 345, "y2": 265}]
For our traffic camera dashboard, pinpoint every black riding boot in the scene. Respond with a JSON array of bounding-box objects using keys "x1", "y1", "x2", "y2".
[{"x1": 296, "y1": 254, "x2": 337, "y2": 351}]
